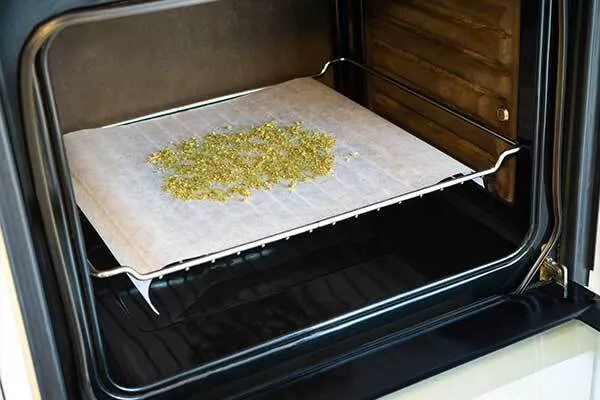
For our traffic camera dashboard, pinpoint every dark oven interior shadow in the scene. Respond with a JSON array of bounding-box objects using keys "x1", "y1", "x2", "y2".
[{"x1": 87, "y1": 182, "x2": 524, "y2": 386}]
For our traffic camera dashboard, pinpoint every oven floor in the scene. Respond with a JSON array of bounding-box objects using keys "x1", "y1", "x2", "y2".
[{"x1": 90, "y1": 183, "x2": 524, "y2": 387}]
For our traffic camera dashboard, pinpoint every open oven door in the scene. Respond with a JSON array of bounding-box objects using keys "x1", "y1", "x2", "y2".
[{"x1": 2, "y1": 0, "x2": 600, "y2": 399}]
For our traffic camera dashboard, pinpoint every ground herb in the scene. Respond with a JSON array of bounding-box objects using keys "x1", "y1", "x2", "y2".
[{"x1": 146, "y1": 121, "x2": 337, "y2": 202}]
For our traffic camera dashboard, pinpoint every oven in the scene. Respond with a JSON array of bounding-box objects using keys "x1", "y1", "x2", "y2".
[{"x1": 2, "y1": 0, "x2": 600, "y2": 398}]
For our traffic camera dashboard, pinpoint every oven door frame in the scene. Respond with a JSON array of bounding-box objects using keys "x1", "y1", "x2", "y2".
[
  {"x1": 557, "y1": 0, "x2": 600, "y2": 286},
  {"x1": 0, "y1": 0, "x2": 582, "y2": 398}
]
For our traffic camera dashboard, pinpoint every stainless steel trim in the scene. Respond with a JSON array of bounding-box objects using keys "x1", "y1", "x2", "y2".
[{"x1": 514, "y1": 0, "x2": 566, "y2": 294}]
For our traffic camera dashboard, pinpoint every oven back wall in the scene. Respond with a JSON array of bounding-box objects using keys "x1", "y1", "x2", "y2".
[{"x1": 47, "y1": 0, "x2": 333, "y2": 133}]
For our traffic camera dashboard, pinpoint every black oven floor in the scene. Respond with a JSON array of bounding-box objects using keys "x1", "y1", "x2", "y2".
[{"x1": 88, "y1": 182, "x2": 525, "y2": 387}]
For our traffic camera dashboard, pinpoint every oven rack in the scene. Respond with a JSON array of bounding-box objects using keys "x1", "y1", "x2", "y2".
[
  {"x1": 85, "y1": 58, "x2": 520, "y2": 282},
  {"x1": 89, "y1": 145, "x2": 520, "y2": 282},
  {"x1": 92, "y1": 142, "x2": 518, "y2": 315},
  {"x1": 96, "y1": 143, "x2": 518, "y2": 313},
  {"x1": 71, "y1": 57, "x2": 521, "y2": 314}
]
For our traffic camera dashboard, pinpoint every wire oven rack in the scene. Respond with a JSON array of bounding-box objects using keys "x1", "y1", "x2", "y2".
[
  {"x1": 50, "y1": 57, "x2": 520, "y2": 312},
  {"x1": 85, "y1": 58, "x2": 520, "y2": 283}
]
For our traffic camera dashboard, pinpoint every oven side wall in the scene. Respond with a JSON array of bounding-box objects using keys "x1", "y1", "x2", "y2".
[{"x1": 363, "y1": 0, "x2": 521, "y2": 203}]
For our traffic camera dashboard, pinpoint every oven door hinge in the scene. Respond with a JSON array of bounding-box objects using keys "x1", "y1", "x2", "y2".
[{"x1": 540, "y1": 257, "x2": 568, "y2": 297}]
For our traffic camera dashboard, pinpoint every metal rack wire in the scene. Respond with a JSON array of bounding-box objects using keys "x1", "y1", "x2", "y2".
[{"x1": 86, "y1": 58, "x2": 520, "y2": 283}]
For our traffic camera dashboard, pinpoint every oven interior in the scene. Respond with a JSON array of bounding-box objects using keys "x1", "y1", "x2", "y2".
[{"x1": 41, "y1": 0, "x2": 536, "y2": 390}]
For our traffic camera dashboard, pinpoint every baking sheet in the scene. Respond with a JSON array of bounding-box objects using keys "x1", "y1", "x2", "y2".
[{"x1": 64, "y1": 78, "x2": 472, "y2": 276}]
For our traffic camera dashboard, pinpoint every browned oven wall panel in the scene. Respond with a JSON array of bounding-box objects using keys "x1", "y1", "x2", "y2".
[{"x1": 365, "y1": 0, "x2": 520, "y2": 203}]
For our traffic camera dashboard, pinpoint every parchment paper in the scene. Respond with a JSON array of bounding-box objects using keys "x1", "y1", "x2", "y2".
[{"x1": 64, "y1": 78, "x2": 472, "y2": 276}]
